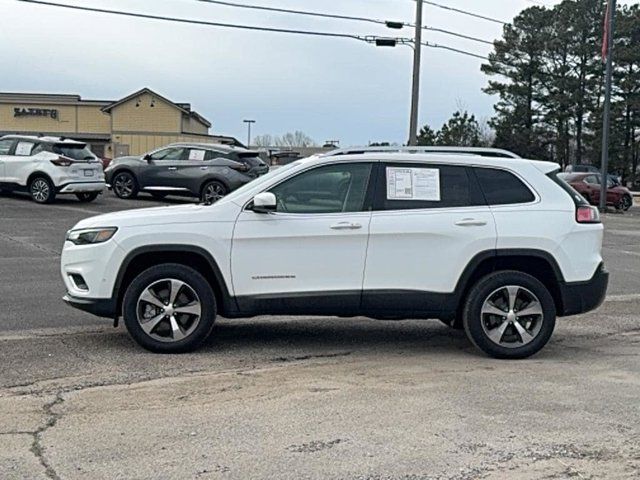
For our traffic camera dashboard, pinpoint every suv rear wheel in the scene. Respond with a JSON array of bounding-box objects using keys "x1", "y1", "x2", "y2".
[
  {"x1": 30, "y1": 176, "x2": 56, "y2": 204},
  {"x1": 112, "y1": 171, "x2": 139, "y2": 199},
  {"x1": 201, "y1": 180, "x2": 227, "y2": 203},
  {"x1": 76, "y1": 192, "x2": 100, "y2": 203},
  {"x1": 462, "y1": 271, "x2": 556, "y2": 359},
  {"x1": 122, "y1": 264, "x2": 217, "y2": 353}
]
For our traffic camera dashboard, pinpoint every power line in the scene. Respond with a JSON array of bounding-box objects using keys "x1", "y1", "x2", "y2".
[
  {"x1": 194, "y1": 0, "x2": 402, "y2": 27},
  {"x1": 13, "y1": 0, "x2": 492, "y2": 62},
  {"x1": 197, "y1": 0, "x2": 495, "y2": 45},
  {"x1": 422, "y1": 42, "x2": 488, "y2": 60},
  {"x1": 420, "y1": 1, "x2": 507, "y2": 25},
  {"x1": 13, "y1": 0, "x2": 367, "y2": 42}
]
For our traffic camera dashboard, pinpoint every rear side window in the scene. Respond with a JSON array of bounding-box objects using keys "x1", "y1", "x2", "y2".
[
  {"x1": 375, "y1": 164, "x2": 485, "y2": 210},
  {"x1": 15, "y1": 141, "x2": 35, "y2": 156},
  {"x1": 474, "y1": 168, "x2": 535, "y2": 205}
]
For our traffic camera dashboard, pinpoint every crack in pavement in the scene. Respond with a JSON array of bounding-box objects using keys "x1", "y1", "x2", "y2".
[
  {"x1": 0, "y1": 231, "x2": 61, "y2": 256},
  {"x1": 29, "y1": 392, "x2": 65, "y2": 480}
]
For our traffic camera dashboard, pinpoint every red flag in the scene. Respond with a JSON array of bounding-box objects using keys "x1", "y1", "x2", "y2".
[{"x1": 602, "y1": 0, "x2": 611, "y2": 62}]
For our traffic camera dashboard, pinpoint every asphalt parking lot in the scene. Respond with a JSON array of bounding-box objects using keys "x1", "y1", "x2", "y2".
[{"x1": 1, "y1": 190, "x2": 639, "y2": 479}]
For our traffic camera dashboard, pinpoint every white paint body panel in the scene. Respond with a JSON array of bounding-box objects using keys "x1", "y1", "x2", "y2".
[
  {"x1": 364, "y1": 206, "x2": 496, "y2": 293},
  {"x1": 232, "y1": 211, "x2": 371, "y2": 296}
]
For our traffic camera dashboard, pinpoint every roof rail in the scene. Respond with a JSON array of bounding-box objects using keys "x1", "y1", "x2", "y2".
[{"x1": 321, "y1": 146, "x2": 521, "y2": 159}]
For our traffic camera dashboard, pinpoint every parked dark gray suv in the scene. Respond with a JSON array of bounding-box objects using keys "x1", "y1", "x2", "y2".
[{"x1": 104, "y1": 143, "x2": 269, "y2": 202}]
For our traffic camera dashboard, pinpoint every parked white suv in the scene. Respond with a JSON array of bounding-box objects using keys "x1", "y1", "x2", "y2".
[
  {"x1": 0, "y1": 135, "x2": 105, "y2": 203},
  {"x1": 60, "y1": 147, "x2": 608, "y2": 358}
]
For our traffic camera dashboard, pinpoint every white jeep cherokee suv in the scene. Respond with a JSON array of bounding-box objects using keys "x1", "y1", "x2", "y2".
[
  {"x1": 0, "y1": 135, "x2": 105, "y2": 203},
  {"x1": 60, "y1": 147, "x2": 608, "y2": 359}
]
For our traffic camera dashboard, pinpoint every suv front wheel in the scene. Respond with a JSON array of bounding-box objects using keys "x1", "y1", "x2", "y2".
[
  {"x1": 462, "y1": 271, "x2": 556, "y2": 359},
  {"x1": 112, "y1": 171, "x2": 139, "y2": 199},
  {"x1": 122, "y1": 263, "x2": 217, "y2": 353}
]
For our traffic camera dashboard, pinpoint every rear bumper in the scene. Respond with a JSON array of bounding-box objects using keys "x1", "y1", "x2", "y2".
[
  {"x1": 58, "y1": 181, "x2": 106, "y2": 193},
  {"x1": 558, "y1": 263, "x2": 609, "y2": 316},
  {"x1": 63, "y1": 293, "x2": 117, "y2": 319}
]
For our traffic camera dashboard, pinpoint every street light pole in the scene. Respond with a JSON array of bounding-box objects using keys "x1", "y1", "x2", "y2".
[
  {"x1": 408, "y1": 0, "x2": 423, "y2": 146},
  {"x1": 599, "y1": 0, "x2": 616, "y2": 212},
  {"x1": 243, "y1": 119, "x2": 256, "y2": 147}
]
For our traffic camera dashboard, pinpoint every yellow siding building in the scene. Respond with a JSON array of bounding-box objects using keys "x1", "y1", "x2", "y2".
[{"x1": 0, "y1": 88, "x2": 240, "y2": 158}]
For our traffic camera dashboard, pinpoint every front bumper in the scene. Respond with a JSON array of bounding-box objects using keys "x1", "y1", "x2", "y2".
[
  {"x1": 58, "y1": 181, "x2": 106, "y2": 193},
  {"x1": 63, "y1": 293, "x2": 117, "y2": 319},
  {"x1": 558, "y1": 263, "x2": 609, "y2": 316}
]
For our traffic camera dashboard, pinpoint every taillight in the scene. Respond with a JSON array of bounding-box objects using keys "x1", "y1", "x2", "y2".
[
  {"x1": 576, "y1": 205, "x2": 601, "y2": 224},
  {"x1": 229, "y1": 162, "x2": 250, "y2": 172},
  {"x1": 50, "y1": 156, "x2": 73, "y2": 167}
]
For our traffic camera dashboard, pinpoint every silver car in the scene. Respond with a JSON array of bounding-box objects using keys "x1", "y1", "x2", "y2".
[{"x1": 104, "y1": 143, "x2": 269, "y2": 202}]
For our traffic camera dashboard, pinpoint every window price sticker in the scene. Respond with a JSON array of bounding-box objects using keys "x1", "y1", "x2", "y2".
[
  {"x1": 386, "y1": 167, "x2": 440, "y2": 201},
  {"x1": 189, "y1": 149, "x2": 206, "y2": 161}
]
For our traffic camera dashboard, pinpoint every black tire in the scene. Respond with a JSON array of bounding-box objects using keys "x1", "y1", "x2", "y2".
[
  {"x1": 29, "y1": 176, "x2": 56, "y2": 204},
  {"x1": 622, "y1": 194, "x2": 633, "y2": 211},
  {"x1": 112, "y1": 171, "x2": 139, "y2": 199},
  {"x1": 462, "y1": 271, "x2": 556, "y2": 359},
  {"x1": 200, "y1": 180, "x2": 228, "y2": 203},
  {"x1": 75, "y1": 192, "x2": 100, "y2": 203},
  {"x1": 150, "y1": 192, "x2": 169, "y2": 200},
  {"x1": 122, "y1": 263, "x2": 217, "y2": 353},
  {"x1": 439, "y1": 318, "x2": 464, "y2": 330}
]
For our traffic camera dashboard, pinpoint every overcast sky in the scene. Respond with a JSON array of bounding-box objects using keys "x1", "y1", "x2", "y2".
[{"x1": 0, "y1": 0, "x2": 631, "y2": 146}]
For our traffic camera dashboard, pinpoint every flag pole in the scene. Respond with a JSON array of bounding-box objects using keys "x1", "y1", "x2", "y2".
[{"x1": 599, "y1": 0, "x2": 617, "y2": 212}]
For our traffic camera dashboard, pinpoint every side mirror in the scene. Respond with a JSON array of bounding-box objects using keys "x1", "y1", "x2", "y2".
[
  {"x1": 143, "y1": 154, "x2": 152, "y2": 162},
  {"x1": 251, "y1": 192, "x2": 276, "y2": 214}
]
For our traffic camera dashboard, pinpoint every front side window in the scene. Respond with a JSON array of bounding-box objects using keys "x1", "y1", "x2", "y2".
[
  {"x1": 474, "y1": 167, "x2": 535, "y2": 205},
  {"x1": 269, "y1": 163, "x2": 373, "y2": 214},
  {"x1": 0, "y1": 139, "x2": 14, "y2": 155},
  {"x1": 376, "y1": 163, "x2": 485, "y2": 210},
  {"x1": 149, "y1": 147, "x2": 187, "y2": 161}
]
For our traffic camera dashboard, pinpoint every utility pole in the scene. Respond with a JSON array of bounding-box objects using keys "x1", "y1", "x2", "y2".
[
  {"x1": 408, "y1": 0, "x2": 423, "y2": 146},
  {"x1": 599, "y1": 0, "x2": 616, "y2": 212},
  {"x1": 243, "y1": 119, "x2": 256, "y2": 147}
]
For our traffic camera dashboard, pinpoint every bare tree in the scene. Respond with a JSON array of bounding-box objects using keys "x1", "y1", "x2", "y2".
[
  {"x1": 274, "y1": 131, "x2": 317, "y2": 148},
  {"x1": 252, "y1": 134, "x2": 274, "y2": 147}
]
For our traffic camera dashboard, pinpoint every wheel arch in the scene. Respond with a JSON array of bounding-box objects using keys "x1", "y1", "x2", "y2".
[
  {"x1": 27, "y1": 171, "x2": 54, "y2": 188},
  {"x1": 453, "y1": 249, "x2": 566, "y2": 320},
  {"x1": 199, "y1": 176, "x2": 231, "y2": 196},
  {"x1": 113, "y1": 245, "x2": 237, "y2": 317}
]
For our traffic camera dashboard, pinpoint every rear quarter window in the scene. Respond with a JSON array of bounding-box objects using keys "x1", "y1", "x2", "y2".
[
  {"x1": 474, "y1": 167, "x2": 535, "y2": 205},
  {"x1": 547, "y1": 170, "x2": 589, "y2": 206}
]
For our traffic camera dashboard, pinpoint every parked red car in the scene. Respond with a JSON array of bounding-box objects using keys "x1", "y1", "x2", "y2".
[{"x1": 559, "y1": 173, "x2": 633, "y2": 211}]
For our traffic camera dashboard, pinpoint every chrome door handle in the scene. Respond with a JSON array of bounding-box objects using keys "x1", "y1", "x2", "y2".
[
  {"x1": 454, "y1": 218, "x2": 487, "y2": 227},
  {"x1": 200, "y1": 166, "x2": 208, "y2": 170},
  {"x1": 168, "y1": 167, "x2": 177, "y2": 171},
  {"x1": 330, "y1": 222, "x2": 362, "y2": 230}
]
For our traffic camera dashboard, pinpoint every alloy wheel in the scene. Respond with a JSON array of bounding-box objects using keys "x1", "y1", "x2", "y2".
[
  {"x1": 31, "y1": 178, "x2": 50, "y2": 203},
  {"x1": 136, "y1": 278, "x2": 202, "y2": 343},
  {"x1": 480, "y1": 285, "x2": 544, "y2": 348},
  {"x1": 203, "y1": 182, "x2": 226, "y2": 203},
  {"x1": 114, "y1": 174, "x2": 134, "y2": 198}
]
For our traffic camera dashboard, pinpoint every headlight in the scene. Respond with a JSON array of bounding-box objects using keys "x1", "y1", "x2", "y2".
[{"x1": 65, "y1": 227, "x2": 118, "y2": 245}]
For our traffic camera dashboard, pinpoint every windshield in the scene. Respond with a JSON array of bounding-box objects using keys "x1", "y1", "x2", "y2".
[
  {"x1": 219, "y1": 161, "x2": 303, "y2": 204},
  {"x1": 53, "y1": 144, "x2": 95, "y2": 161}
]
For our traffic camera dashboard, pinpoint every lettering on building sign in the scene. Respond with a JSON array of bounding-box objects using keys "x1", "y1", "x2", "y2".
[{"x1": 13, "y1": 107, "x2": 59, "y2": 120}]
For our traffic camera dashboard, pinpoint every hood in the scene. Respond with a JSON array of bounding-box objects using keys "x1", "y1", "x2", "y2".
[{"x1": 72, "y1": 201, "x2": 237, "y2": 230}]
